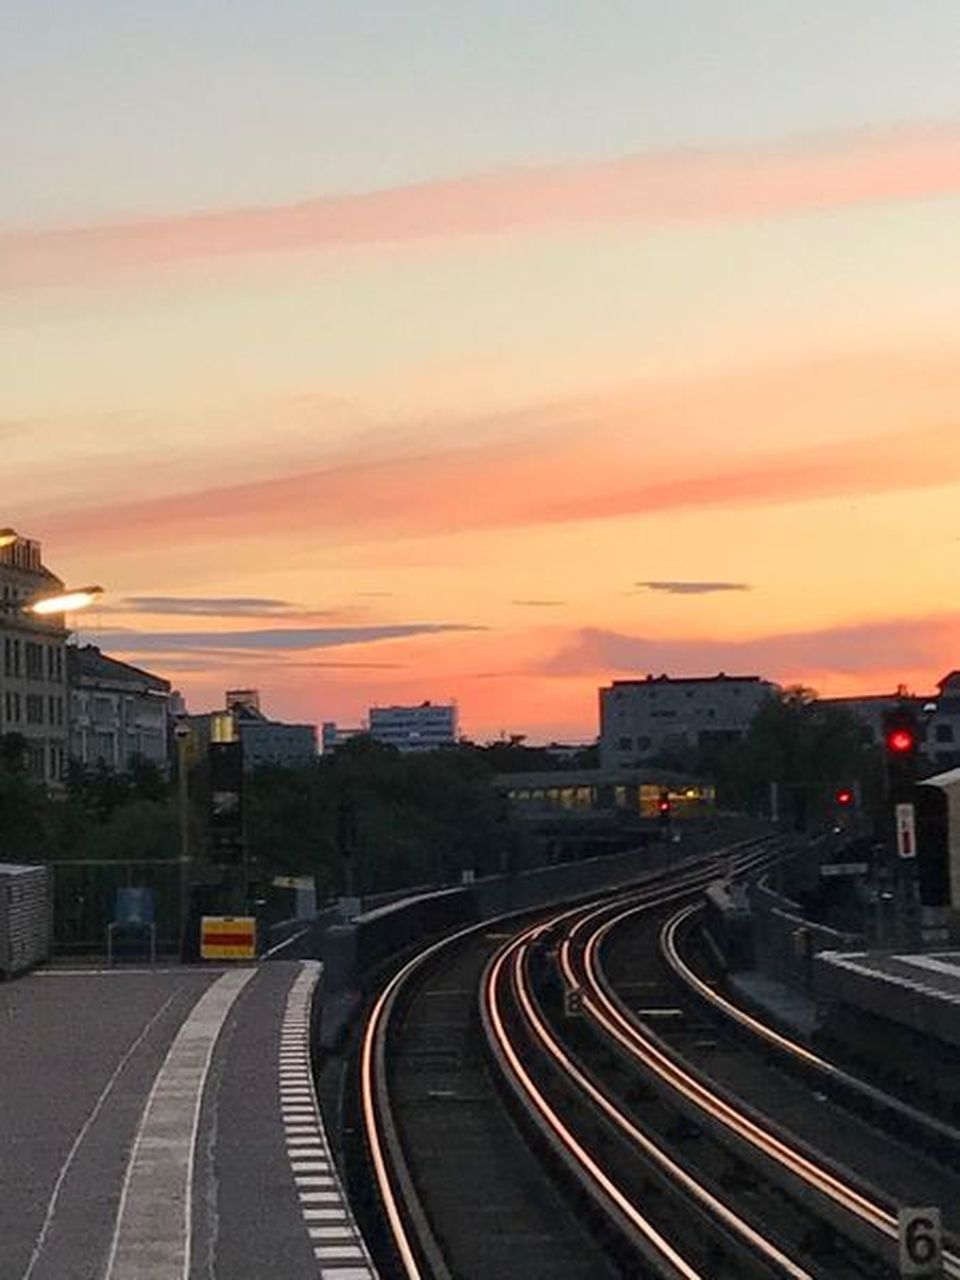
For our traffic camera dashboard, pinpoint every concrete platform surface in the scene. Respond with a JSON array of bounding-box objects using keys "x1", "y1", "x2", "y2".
[
  {"x1": 0, "y1": 960, "x2": 374, "y2": 1280},
  {"x1": 814, "y1": 948, "x2": 960, "y2": 1046}
]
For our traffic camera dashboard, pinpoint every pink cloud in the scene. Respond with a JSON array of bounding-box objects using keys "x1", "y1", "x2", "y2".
[
  {"x1": 24, "y1": 407, "x2": 960, "y2": 560},
  {"x1": 540, "y1": 614, "x2": 960, "y2": 692},
  {"x1": 3, "y1": 123, "x2": 960, "y2": 288}
]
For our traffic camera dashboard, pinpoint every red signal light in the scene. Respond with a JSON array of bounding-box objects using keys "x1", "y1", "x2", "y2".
[
  {"x1": 835, "y1": 789, "x2": 854, "y2": 806},
  {"x1": 886, "y1": 728, "x2": 916, "y2": 754}
]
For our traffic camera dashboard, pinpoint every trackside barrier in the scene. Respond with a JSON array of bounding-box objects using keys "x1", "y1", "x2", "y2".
[
  {"x1": 750, "y1": 880, "x2": 862, "y2": 991},
  {"x1": 311, "y1": 819, "x2": 765, "y2": 1047}
]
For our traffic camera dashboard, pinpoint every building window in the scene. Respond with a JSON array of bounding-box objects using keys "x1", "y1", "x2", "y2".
[
  {"x1": 27, "y1": 744, "x2": 45, "y2": 779},
  {"x1": 25, "y1": 642, "x2": 44, "y2": 680},
  {"x1": 618, "y1": 736, "x2": 633, "y2": 751},
  {"x1": 26, "y1": 694, "x2": 44, "y2": 725},
  {"x1": 4, "y1": 637, "x2": 21, "y2": 677}
]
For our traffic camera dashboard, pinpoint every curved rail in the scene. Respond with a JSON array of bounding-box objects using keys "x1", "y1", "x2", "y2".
[
  {"x1": 661, "y1": 901, "x2": 960, "y2": 1158},
  {"x1": 484, "y1": 919, "x2": 815, "y2": 1278},
  {"x1": 574, "y1": 894, "x2": 960, "y2": 1278},
  {"x1": 359, "y1": 836, "x2": 780, "y2": 1278}
]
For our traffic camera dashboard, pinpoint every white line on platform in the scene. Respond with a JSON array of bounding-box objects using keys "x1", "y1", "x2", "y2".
[
  {"x1": 103, "y1": 969, "x2": 254, "y2": 1280},
  {"x1": 21, "y1": 993, "x2": 178, "y2": 1280}
]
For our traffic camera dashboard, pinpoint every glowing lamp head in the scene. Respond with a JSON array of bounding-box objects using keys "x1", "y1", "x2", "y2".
[
  {"x1": 835, "y1": 788, "x2": 854, "y2": 807},
  {"x1": 886, "y1": 728, "x2": 916, "y2": 754},
  {"x1": 26, "y1": 585, "x2": 104, "y2": 615},
  {"x1": 0, "y1": 527, "x2": 18, "y2": 549}
]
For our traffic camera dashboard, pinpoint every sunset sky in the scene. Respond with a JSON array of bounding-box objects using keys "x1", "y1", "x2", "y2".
[{"x1": 4, "y1": 2, "x2": 960, "y2": 741}]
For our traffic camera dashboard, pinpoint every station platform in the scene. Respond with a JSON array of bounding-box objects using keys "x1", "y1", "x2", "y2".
[
  {"x1": 814, "y1": 949, "x2": 960, "y2": 1048},
  {"x1": 0, "y1": 959, "x2": 374, "y2": 1280}
]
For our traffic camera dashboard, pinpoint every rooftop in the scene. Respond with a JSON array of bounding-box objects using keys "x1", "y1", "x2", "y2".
[{"x1": 67, "y1": 644, "x2": 171, "y2": 693}]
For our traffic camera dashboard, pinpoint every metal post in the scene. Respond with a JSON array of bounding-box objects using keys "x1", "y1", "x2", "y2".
[{"x1": 175, "y1": 727, "x2": 191, "y2": 960}]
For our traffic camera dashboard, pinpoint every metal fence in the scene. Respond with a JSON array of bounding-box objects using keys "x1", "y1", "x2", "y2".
[{"x1": 49, "y1": 859, "x2": 181, "y2": 956}]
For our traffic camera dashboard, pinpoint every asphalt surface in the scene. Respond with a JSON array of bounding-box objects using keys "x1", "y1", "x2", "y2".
[
  {"x1": 191, "y1": 963, "x2": 322, "y2": 1280},
  {"x1": 1, "y1": 961, "x2": 338, "y2": 1280}
]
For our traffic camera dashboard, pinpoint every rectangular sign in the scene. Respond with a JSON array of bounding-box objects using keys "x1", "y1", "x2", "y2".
[
  {"x1": 200, "y1": 915, "x2": 257, "y2": 960},
  {"x1": 896, "y1": 803, "x2": 917, "y2": 859},
  {"x1": 898, "y1": 1206, "x2": 942, "y2": 1277},
  {"x1": 820, "y1": 862, "x2": 870, "y2": 878}
]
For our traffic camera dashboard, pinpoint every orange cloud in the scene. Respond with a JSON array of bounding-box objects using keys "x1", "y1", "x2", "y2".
[
  {"x1": 4, "y1": 124, "x2": 959, "y2": 288},
  {"x1": 26, "y1": 409, "x2": 960, "y2": 560}
]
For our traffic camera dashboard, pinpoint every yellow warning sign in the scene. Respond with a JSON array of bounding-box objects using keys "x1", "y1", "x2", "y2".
[{"x1": 200, "y1": 915, "x2": 257, "y2": 960}]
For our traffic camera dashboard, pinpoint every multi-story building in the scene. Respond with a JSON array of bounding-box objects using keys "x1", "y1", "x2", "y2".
[
  {"x1": 821, "y1": 676, "x2": 960, "y2": 771},
  {"x1": 190, "y1": 690, "x2": 316, "y2": 769},
  {"x1": 0, "y1": 536, "x2": 69, "y2": 785},
  {"x1": 599, "y1": 673, "x2": 777, "y2": 768},
  {"x1": 368, "y1": 701, "x2": 458, "y2": 753},
  {"x1": 68, "y1": 645, "x2": 171, "y2": 773}
]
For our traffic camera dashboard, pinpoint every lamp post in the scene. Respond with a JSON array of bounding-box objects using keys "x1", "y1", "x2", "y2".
[{"x1": 173, "y1": 719, "x2": 192, "y2": 960}]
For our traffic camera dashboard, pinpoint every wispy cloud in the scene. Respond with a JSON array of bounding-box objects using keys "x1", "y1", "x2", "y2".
[
  {"x1": 284, "y1": 660, "x2": 408, "y2": 670},
  {"x1": 511, "y1": 599, "x2": 566, "y2": 607},
  {"x1": 33, "y1": 407, "x2": 960, "y2": 556},
  {"x1": 120, "y1": 595, "x2": 303, "y2": 617},
  {"x1": 5, "y1": 124, "x2": 960, "y2": 288},
  {"x1": 637, "y1": 581, "x2": 751, "y2": 596},
  {"x1": 105, "y1": 622, "x2": 485, "y2": 654}
]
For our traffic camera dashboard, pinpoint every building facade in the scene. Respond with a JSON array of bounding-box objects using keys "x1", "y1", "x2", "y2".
[
  {"x1": 599, "y1": 673, "x2": 777, "y2": 768},
  {"x1": 68, "y1": 645, "x2": 171, "y2": 773},
  {"x1": 368, "y1": 701, "x2": 458, "y2": 752},
  {"x1": 821, "y1": 676, "x2": 960, "y2": 773},
  {"x1": 0, "y1": 536, "x2": 69, "y2": 786},
  {"x1": 191, "y1": 690, "x2": 317, "y2": 769}
]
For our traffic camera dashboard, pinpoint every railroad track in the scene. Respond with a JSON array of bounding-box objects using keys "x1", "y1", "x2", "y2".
[
  {"x1": 566, "y1": 887, "x2": 960, "y2": 1278},
  {"x1": 357, "y1": 838, "x2": 781, "y2": 1278},
  {"x1": 661, "y1": 899, "x2": 960, "y2": 1165}
]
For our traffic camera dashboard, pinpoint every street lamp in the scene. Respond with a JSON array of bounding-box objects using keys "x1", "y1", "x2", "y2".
[
  {"x1": 0, "y1": 528, "x2": 18, "y2": 549},
  {"x1": 25, "y1": 585, "x2": 105, "y2": 616}
]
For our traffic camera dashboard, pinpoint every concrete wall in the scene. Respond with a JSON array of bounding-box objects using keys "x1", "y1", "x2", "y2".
[
  {"x1": 291, "y1": 816, "x2": 765, "y2": 1046},
  {"x1": 749, "y1": 879, "x2": 862, "y2": 991}
]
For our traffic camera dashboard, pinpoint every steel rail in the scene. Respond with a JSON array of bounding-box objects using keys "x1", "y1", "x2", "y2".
[
  {"x1": 496, "y1": 928, "x2": 815, "y2": 1278},
  {"x1": 484, "y1": 933, "x2": 705, "y2": 1280},
  {"x1": 575, "y1": 895, "x2": 960, "y2": 1279},
  {"x1": 358, "y1": 835, "x2": 780, "y2": 1279},
  {"x1": 660, "y1": 900, "x2": 960, "y2": 1155}
]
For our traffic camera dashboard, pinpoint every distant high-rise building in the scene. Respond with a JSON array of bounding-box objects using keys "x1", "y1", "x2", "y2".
[
  {"x1": 368, "y1": 701, "x2": 458, "y2": 753},
  {"x1": 0, "y1": 535, "x2": 70, "y2": 786}
]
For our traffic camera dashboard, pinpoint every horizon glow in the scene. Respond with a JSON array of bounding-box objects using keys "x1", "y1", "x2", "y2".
[{"x1": 4, "y1": 3, "x2": 960, "y2": 740}]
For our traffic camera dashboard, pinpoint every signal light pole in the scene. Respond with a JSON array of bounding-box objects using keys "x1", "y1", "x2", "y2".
[{"x1": 880, "y1": 704, "x2": 921, "y2": 946}]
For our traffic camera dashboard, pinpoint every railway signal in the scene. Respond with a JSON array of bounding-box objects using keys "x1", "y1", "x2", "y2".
[{"x1": 882, "y1": 706, "x2": 920, "y2": 801}]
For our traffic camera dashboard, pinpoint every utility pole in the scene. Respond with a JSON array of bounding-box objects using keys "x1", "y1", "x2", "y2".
[{"x1": 174, "y1": 720, "x2": 192, "y2": 960}]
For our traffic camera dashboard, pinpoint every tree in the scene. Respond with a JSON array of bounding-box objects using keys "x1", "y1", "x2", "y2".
[{"x1": 712, "y1": 687, "x2": 870, "y2": 826}]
